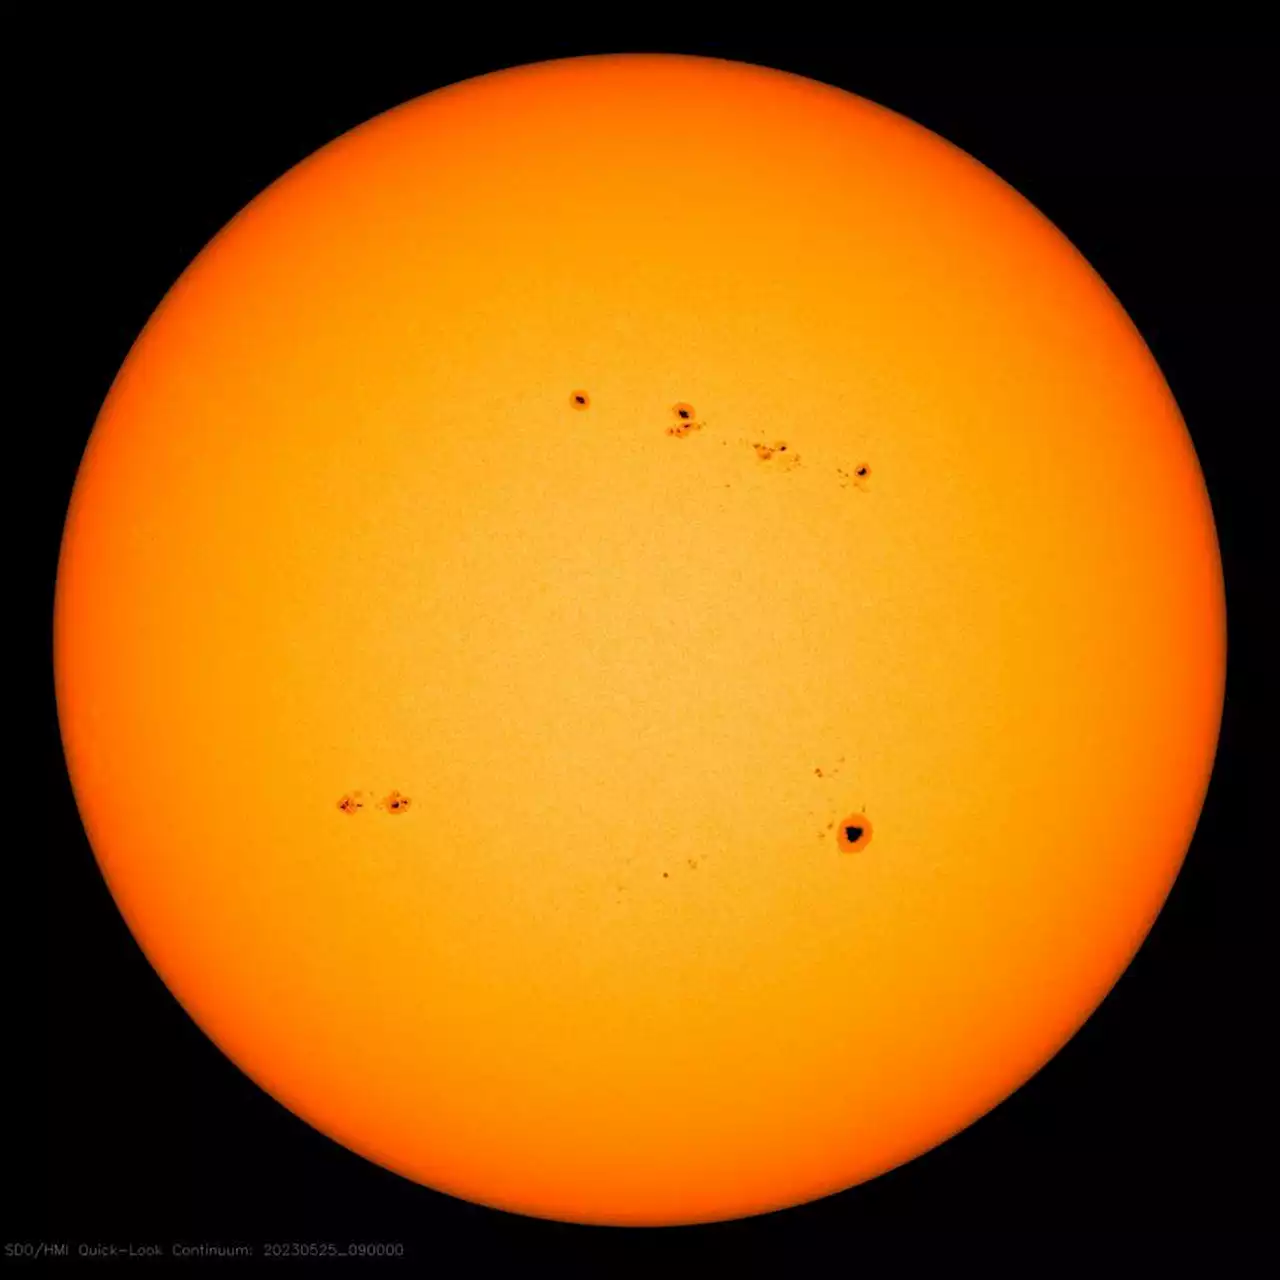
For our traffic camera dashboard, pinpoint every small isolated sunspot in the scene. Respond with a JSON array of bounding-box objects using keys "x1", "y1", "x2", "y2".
[
  {"x1": 836, "y1": 812, "x2": 873, "y2": 853},
  {"x1": 570, "y1": 390, "x2": 591, "y2": 410}
]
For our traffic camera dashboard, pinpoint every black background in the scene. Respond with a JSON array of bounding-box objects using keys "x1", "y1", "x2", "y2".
[{"x1": 24, "y1": 36, "x2": 1268, "y2": 1265}]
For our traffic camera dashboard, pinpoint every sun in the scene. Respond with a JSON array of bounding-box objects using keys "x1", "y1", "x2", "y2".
[{"x1": 53, "y1": 53, "x2": 1225, "y2": 1227}]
